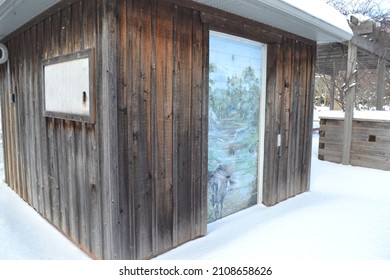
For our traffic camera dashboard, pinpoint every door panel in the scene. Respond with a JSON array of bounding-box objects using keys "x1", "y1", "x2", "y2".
[{"x1": 208, "y1": 31, "x2": 263, "y2": 223}]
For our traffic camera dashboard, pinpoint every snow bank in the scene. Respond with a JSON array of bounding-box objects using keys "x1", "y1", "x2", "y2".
[
  {"x1": 1, "y1": 129, "x2": 390, "y2": 260},
  {"x1": 0, "y1": 136, "x2": 90, "y2": 260},
  {"x1": 156, "y1": 134, "x2": 390, "y2": 260}
]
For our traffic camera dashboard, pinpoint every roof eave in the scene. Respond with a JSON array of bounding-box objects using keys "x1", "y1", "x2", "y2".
[{"x1": 193, "y1": 0, "x2": 353, "y2": 43}]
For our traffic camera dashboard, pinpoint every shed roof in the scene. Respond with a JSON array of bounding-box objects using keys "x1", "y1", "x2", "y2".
[
  {"x1": 193, "y1": 0, "x2": 353, "y2": 43},
  {"x1": 0, "y1": 0, "x2": 353, "y2": 42},
  {"x1": 0, "y1": 0, "x2": 61, "y2": 40}
]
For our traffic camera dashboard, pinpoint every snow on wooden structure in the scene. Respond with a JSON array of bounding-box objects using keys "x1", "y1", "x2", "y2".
[
  {"x1": 319, "y1": 111, "x2": 390, "y2": 171},
  {"x1": 317, "y1": 15, "x2": 390, "y2": 166},
  {"x1": 0, "y1": 0, "x2": 352, "y2": 259}
]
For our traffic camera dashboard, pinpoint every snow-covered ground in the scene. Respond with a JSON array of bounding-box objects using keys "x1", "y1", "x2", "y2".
[{"x1": 0, "y1": 131, "x2": 390, "y2": 260}]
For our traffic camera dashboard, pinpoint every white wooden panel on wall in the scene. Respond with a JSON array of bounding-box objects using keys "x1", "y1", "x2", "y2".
[{"x1": 44, "y1": 57, "x2": 90, "y2": 116}]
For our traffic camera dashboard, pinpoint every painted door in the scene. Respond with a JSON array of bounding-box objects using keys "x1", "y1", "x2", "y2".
[{"x1": 208, "y1": 31, "x2": 265, "y2": 223}]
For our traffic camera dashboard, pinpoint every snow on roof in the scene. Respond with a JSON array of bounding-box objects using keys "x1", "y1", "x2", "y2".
[
  {"x1": 281, "y1": 0, "x2": 353, "y2": 41},
  {"x1": 349, "y1": 13, "x2": 374, "y2": 23},
  {"x1": 1, "y1": 0, "x2": 353, "y2": 43},
  {"x1": 319, "y1": 110, "x2": 390, "y2": 122},
  {"x1": 193, "y1": 0, "x2": 353, "y2": 43}
]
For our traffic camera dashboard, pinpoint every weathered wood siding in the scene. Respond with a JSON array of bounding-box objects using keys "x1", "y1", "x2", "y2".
[
  {"x1": 114, "y1": 0, "x2": 208, "y2": 259},
  {"x1": 263, "y1": 39, "x2": 316, "y2": 206},
  {"x1": 0, "y1": 0, "x2": 316, "y2": 259},
  {"x1": 0, "y1": 0, "x2": 208, "y2": 260},
  {"x1": 0, "y1": 0, "x2": 104, "y2": 258},
  {"x1": 319, "y1": 116, "x2": 390, "y2": 171}
]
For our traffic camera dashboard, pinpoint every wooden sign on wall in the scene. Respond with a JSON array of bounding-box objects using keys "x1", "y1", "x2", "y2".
[{"x1": 42, "y1": 48, "x2": 95, "y2": 123}]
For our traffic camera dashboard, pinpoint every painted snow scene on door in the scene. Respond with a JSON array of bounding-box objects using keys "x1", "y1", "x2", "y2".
[{"x1": 208, "y1": 31, "x2": 263, "y2": 223}]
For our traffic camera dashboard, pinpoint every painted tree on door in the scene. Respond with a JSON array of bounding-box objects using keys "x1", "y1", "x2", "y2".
[{"x1": 208, "y1": 32, "x2": 262, "y2": 222}]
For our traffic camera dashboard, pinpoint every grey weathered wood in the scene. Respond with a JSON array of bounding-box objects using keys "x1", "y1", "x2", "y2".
[
  {"x1": 342, "y1": 41, "x2": 357, "y2": 165},
  {"x1": 155, "y1": 0, "x2": 174, "y2": 253},
  {"x1": 175, "y1": 5, "x2": 193, "y2": 246},
  {"x1": 191, "y1": 8, "x2": 206, "y2": 239},
  {"x1": 200, "y1": 20, "x2": 209, "y2": 238},
  {"x1": 0, "y1": 0, "x2": 318, "y2": 260},
  {"x1": 263, "y1": 38, "x2": 315, "y2": 206},
  {"x1": 303, "y1": 43, "x2": 316, "y2": 192},
  {"x1": 86, "y1": 124, "x2": 102, "y2": 259},
  {"x1": 200, "y1": 13, "x2": 281, "y2": 44},
  {"x1": 100, "y1": 0, "x2": 120, "y2": 259},
  {"x1": 0, "y1": 0, "x2": 103, "y2": 259},
  {"x1": 351, "y1": 35, "x2": 390, "y2": 62},
  {"x1": 129, "y1": 0, "x2": 153, "y2": 259},
  {"x1": 351, "y1": 17, "x2": 375, "y2": 35},
  {"x1": 264, "y1": 42, "x2": 278, "y2": 206},
  {"x1": 376, "y1": 58, "x2": 385, "y2": 110},
  {"x1": 320, "y1": 115, "x2": 390, "y2": 171},
  {"x1": 115, "y1": 0, "x2": 132, "y2": 260}
]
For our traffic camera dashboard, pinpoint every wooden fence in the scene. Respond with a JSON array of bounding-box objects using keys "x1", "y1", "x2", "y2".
[{"x1": 319, "y1": 114, "x2": 390, "y2": 171}]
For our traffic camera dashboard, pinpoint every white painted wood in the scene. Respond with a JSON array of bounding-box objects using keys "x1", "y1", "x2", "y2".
[
  {"x1": 44, "y1": 57, "x2": 90, "y2": 116},
  {"x1": 257, "y1": 44, "x2": 267, "y2": 204}
]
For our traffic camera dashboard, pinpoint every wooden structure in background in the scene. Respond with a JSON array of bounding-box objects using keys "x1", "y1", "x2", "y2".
[
  {"x1": 319, "y1": 113, "x2": 390, "y2": 171},
  {"x1": 0, "y1": 0, "x2": 324, "y2": 259},
  {"x1": 317, "y1": 16, "x2": 390, "y2": 111},
  {"x1": 316, "y1": 16, "x2": 390, "y2": 166}
]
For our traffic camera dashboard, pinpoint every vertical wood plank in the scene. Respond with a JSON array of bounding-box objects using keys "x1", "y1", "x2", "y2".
[
  {"x1": 155, "y1": 0, "x2": 174, "y2": 253},
  {"x1": 126, "y1": 0, "x2": 137, "y2": 260},
  {"x1": 49, "y1": 12, "x2": 61, "y2": 230},
  {"x1": 71, "y1": 1, "x2": 82, "y2": 52},
  {"x1": 272, "y1": 41, "x2": 284, "y2": 205},
  {"x1": 190, "y1": 9, "x2": 205, "y2": 238},
  {"x1": 171, "y1": 3, "x2": 179, "y2": 247},
  {"x1": 14, "y1": 35, "x2": 26, "y2": 199},
  {"x1": 58, "y1": 119, "x2": 70, "y2": 235},
  {"x1": 9, "y1": 38, "x2": 18, "y2": 193},
  {"x1": 47, "y1": 118, "x2": 60, "y2": 228},
  {"x1": 174, "y1": 6, "x2": 193, "y2": 245},
  {"x1": 19, "y1": 31, "x2": 30, "y2": 203},
  {"x1": 277, "y1": 38, "x2": 292, "y2": 202},
  {"x1": 287, "y1": 40, "x2": 298, "y2": 198},
  {"x1": 31, "y1": 24, "x2": 46, "y2": 214},
  {"x1": 296, "y1": 42, "x2": 308, "y2": 195},
  {"x1": 116, "y1": 0, "x2": 131, "y2": 260},
  {"x1": 130, "y1": 0, "x2": 153, "y2": 259},
  {"x1": 292, "y1": 41, "x2": 303, "y2": 196},
  {"x1": 150, "y1": 0, "x2": 158, "y2": 256},
  {"x1": 41, "y1": 17, "x2": 53, "y2": 221},
  {"x1": 342, "y1": 41, "x2": 357, "y2": 165},
  {"x1": 87, "y1": 123, "x2": 102, "y2": 258},
  {"x1": 200, "y1": 21, "x2": 209, "y2": 237},
  {"x1": 26, "y1": 27, "x2": 39, "y2": 210},
  {"x1": 301, "y1": 44, "x2": 315, "y2": 192},
  {"x1": 263, "y1": 42, "x2": 277, "y2": 206},
  {"x1": 100, "y1": 0, "x2": 120, "y2": 259},
  {"x1": 376, "y1": 58, "x2": 385, "y2": 110}
]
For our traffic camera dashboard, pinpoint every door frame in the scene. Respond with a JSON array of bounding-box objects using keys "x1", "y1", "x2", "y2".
[{"x1": 208, "y1": 30, "x2": 268, "y2": 212}]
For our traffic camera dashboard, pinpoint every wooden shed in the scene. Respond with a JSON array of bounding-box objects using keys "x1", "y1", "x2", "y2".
[{"x1": 0, "y1": 0, "x2": 352, "y2": 259}]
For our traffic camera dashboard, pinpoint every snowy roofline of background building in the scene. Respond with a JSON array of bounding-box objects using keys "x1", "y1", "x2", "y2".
[{"x1": 319, "y1": 110, "x2": 390, "y2": 122}]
